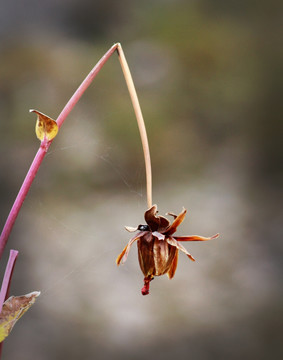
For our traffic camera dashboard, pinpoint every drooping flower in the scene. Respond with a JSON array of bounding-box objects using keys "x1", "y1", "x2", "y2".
[{"x1": 116, "y1": 205, "x2": 219, "y2": 295}]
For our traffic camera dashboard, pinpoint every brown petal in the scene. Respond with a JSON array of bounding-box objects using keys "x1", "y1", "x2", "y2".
[
  {"x1": 166, "y1": 212, "x2": 178, "y2": 219},
  {"x1": 144, "y1": 205, "x2": 160, "y2": 231},
  {"x1": 116, "y1": 231, "x2": 146, "y2": 265},
  {"x1": 138, "y1": 237, "x2": 155, "y2": 277},
  {"x1": 153, "y1": 240, "x2": 172, "y2": 276},
  {"x1": 165, "y1": 208, "x2": 187, "y2": 235},
  {"x1": 166, "y1": 236, "x2": 195, "y2": 261},
  {"x1": 167, "y1": 250, "x2": 179, "y2": 279},
  {"x1": 174, "y1": 233, "x2": 219, "y2": 241},
  {"x1": 158, "y1": 215, "x2": 170, "y2": 232}
]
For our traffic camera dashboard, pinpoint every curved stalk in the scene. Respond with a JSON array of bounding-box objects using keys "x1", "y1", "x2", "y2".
[
  {"x1": 0, "y1": 43, "x2": 153, "y2": 256},
  {"x1": 116, "y1": 44, "x2": 152, "y2": 209}
]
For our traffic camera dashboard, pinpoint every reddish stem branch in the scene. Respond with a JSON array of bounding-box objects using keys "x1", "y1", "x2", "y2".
[
  {"x1": 56, "y1": 43, "x2": 118, "y2": 129},
  {"x1": 0, "y1": 249, "x2": 18, "y2": 355},
  {"x1": 0, "y1": 148, "x2": 46, "y2": 258},
  {"x1": 0, "y1": 42, "x2": 153, "y2": 257},
  {"x1": 0, "y1": 44, "x2": 119, "y2": 258},
  {"x1": 0, "y1": 250, "x2": 18, "y2": 312}
]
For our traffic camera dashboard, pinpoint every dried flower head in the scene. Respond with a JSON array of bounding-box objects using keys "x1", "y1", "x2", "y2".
[{"x1": 116, "y1": 205, "x2": 219, "y2": 295}]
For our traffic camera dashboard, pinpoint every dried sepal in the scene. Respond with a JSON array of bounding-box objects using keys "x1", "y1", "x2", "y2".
[
  {"x1": 30, "y1": 109, "x2": 58, "y2": 142},
  {"x1": 165, "y1": 207, "x2": 187, "y2": 235},
  {"x1": 144, "y1": 205, "x2": 160, "y2": 231},
  {"x1": 116, "y1": 232, "x2": 146, "y2": 265},
  {"x1": 0, "y1": 291, "x2": 40, "y2": 342},
  {"x1": 166, "y1": 237, "x2": 195, "y2": 261},
  {"x1": 174, "y1": 233, "x2": 219, "y2": 242},
  {"x1": 167, "y1": 251, "x2": 178, "y2": 279},
  {"x1": 166, "y1": 212, "x2": 178, "y2": 219}
]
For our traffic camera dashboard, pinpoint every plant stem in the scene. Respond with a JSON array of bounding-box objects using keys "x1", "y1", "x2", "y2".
[
  {"x1": 56, "y1": 43, "x2": 119, "y2": 129},
  {"x1": 0, "y1": 250, "x2": 18, "y2": 312},
  {"x1": 0, "y1": 43, "x2": 153, "y2": 256},
  {"x1": 0, "y1": 250, "x2": 18, "y2": 356},
  {"x1": 0, "y1": 148, "x2": 46, "y2": 259},
  {"x1": 0, "y1": 45, "x2": 118, "y2": 258},
  {"x1": 116, "y1": 44, "x2": 152, "y2": 209}
]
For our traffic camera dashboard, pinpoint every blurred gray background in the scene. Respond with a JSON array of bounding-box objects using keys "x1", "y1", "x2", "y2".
[{"x1": 0, "y1": 0, "x2": 282, "y2": 359}]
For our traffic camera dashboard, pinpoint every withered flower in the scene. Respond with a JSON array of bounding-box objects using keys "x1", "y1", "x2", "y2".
[{"x1": 116, "y1": 205, "x2": 219, "y2": 295}]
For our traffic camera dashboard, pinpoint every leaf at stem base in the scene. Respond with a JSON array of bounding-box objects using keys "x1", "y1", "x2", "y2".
[{"x1": 0, "y1": 291, "x2": 40, "y2": 342}]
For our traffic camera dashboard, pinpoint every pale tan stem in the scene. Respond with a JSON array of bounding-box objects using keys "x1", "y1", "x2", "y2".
[{"x1": 116, "y1": 43, "x2": 153, "y2": 209}]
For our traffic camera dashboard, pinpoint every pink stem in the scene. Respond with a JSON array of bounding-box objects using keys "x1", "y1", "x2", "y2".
[
  {"x1": 0, "y1": 250, "x2": 18, "y2": 312},
  {"x1": 0, "y1": 249, "x2": 18, "y2": 354},
  {"x1": 0, "y1": 44, "x2": 119, "y2": 259},
  {"x1": 0, "y1": 148, "x2": 46, "y2": 258},
  {"x1": 56, "y1": 43, "x2": 118, "y2": 129}
]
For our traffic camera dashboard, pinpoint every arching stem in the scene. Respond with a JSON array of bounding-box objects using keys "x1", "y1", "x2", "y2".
[
  {"x1": 116, "y1": 44, "x2": 152, "y2": 209},
  {"x1": 0, "y1": 43, "x2": 153, "y2": 256}
]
